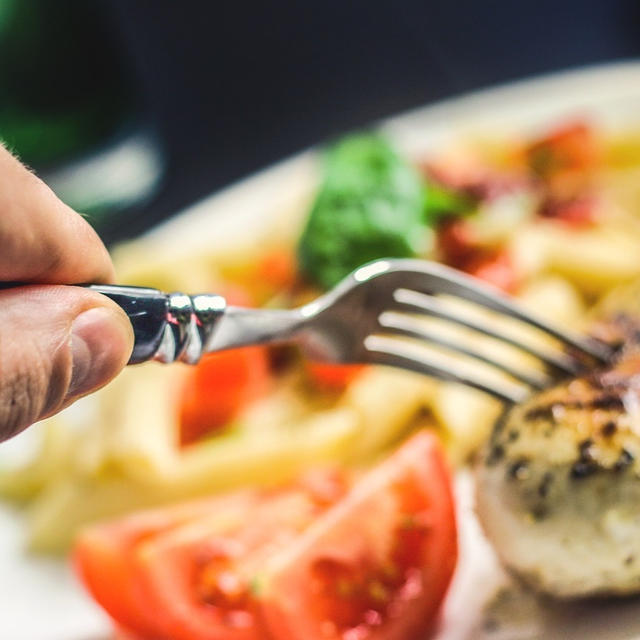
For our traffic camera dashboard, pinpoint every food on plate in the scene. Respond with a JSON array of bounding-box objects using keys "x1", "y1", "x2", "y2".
[
  {"x1": 74, "y1": 490, "x2": 261, "y2": 638},
  {"x1": 75, "y1": 431, "x2": 457, "y2": 640},
  {"x1": 178, "y1": 346, "x2": 272, "y2": 446},
  {"x1": 3, "y1": 117, "x2": 640, "y2": 555},
  {"x1": 298, "y1": 135, "x2": 428, "y2": 289},
  {"x1": 476, "y1": 279, "x2": 640, "y2": 597}
]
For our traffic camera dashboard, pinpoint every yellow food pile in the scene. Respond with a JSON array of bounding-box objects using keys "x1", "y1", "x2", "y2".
[{"x1": 3, "y1": 125, "x2": 640, "y2": 553}]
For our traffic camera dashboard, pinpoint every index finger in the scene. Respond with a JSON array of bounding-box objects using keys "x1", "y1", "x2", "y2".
[{"x1": 0, "y1": 144, "x2": 115, "y2": 284}]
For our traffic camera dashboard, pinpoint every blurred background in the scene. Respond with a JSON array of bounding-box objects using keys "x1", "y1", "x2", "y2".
[{"x1": 2, "y1": 0, "x2": 640, "y2": 245}]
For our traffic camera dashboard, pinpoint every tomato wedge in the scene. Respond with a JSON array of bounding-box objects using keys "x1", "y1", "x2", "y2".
[
  {"x1": 256, "y1": 250, "x2": 298, "y2": 294},
  {"x1": 306, "y1": 362, "x2": 367, "y2": 391},
  {"x1": 527, "y1": 121, "x2": 599, "y2": 178},
  {"x1": 74, "y1": 433, "x2": 457, "y2": 640},
  {"x1": 129, "y1": 472, "x2": 350, "y2": 640},
  {"x1": 178, "y1": 345, "x2": 272, "y2": 445},
  {"x1": 465, "y1": 249, "x2": 518, "y2": 293},
  {"x1": 538, "y1": 195, "x2": 598, "y2": 227},
  {"x1": 259, "y1": 431, "x2": 457, "y2": 640},
  {"x1": 132, "y1": 516, "x2": 265, "y2": 640},
  {"x1": 437, "y1": 219, "x2": 518, "y2": 293},
  {"x1": 436, "y1": 218, "x2": 477, "y2": 267},
  {"x1": 73, "y1": 492, "x2": 257, "y2": 639},
  {"x1": 178, "y1": 284, "x2": 273, "y2": 446}
]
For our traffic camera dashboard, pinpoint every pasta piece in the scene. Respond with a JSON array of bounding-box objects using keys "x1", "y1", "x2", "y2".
[
  {"x1": 25, "y1": 407, "x2": 359, "y2": 553},
  {"x1": 0, "y1": 419, "x2": 75, "y2": 502},
  {"x1": 342, "y1": 367, "x2": 436, "y2": 459}
]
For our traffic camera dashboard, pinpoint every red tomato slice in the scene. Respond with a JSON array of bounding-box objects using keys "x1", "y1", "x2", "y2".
[
  {"x1": 538, "y1": 195, "x2": 598, "y2": 227},
  {"x1": 527, "y1": 121, "x2": 599, "y2": 177},
  {"x1": 259, "y1": 431, "x2": 457, "y2": 640},
  {"x1": 466, "y1": 249, "x2": 519, "y2": 294},
  {"x1": 436, "y1": 218, "x2": 478, "y2": 267},
  {"x1": 256, "y1": 250, "x2": 298, "y2": 293},
  {"x1": 178, "y1": 345, "x2": 271, "y2": 446},
  {"x1": 437, "y1": 220, "x2": 518, "y2": 293},
  {"x1": 306, "y1": 362, "x2": 367, "y2": 391},
  {"x1": 178, "y1": 284, "x2": 273, "y2": 446},
  {"x1": 75, "y1": 435, "x2": 456, "y2": 640},
  {"x1": 132, "y1": 518, "x2": 264, "y2": 640},
  {"x1": 222, "y1": 250, "x2": 298, "y2": 305},
  {"x1": 74, "y1": 492, "x2": 257, "y2": 639},
  {"x1": 131, "y1": 473, "x2": 350, "y2": 640}
]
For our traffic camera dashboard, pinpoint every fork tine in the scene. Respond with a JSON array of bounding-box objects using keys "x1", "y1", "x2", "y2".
[
  {"x1": 383, "y1": 260, "x2": 614, "y2": 363},
  {"x1": 392, "y1": 288, "x2": 582, "y2": 376},
  {"x1": 377, "y1": 311, "x2": 551, "y2": 389},
  {"x1": 364, "y1": 335, "x2": 528, "y2": 404}
]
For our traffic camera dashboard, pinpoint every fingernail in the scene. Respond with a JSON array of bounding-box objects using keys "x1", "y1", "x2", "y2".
[{"x1": 68, "y1": 307, "x2": 125, "y2": 398}]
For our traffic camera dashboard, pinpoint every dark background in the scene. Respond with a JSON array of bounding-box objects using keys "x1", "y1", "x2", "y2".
[{"x1": 29, "y1": 1, "x2": 640, "y2": 241}]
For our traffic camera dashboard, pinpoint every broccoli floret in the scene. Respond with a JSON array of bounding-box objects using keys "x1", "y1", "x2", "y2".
[{"x1": 298, "y1": 134, "x2": 426, "y2": 289}]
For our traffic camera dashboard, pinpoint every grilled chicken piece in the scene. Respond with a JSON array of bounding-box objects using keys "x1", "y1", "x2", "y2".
[{"x1": 476, "y1": 287, "x2": 640, "y2": 598}]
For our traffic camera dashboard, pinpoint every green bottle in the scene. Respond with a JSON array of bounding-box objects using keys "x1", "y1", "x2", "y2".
[{"x1": 0, "y1": 0, "x2": 164, "y2": 226}]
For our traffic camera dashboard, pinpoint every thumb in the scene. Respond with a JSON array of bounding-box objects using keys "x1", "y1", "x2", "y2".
[{"x1": 0, "y1": 285, "x2": 134, "y2": 441}]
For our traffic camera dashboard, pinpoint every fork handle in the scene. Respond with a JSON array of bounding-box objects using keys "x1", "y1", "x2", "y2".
[{"x1": 86, "y1": 285, "x2": 226, "y2": 365}]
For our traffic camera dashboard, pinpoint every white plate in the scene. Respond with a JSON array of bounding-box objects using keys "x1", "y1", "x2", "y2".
[{"x1": 4, "y1": 60, "x2": 640, "y2": 640}]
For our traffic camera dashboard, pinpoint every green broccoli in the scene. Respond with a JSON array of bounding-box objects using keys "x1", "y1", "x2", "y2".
[{"x1": 298, "y1": 134, "x2": 426, "y2": 289}]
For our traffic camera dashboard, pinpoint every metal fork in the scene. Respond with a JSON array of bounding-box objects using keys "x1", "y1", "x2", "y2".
[{"x1": 90, "y1": 258, "x2": 614, "y2": 404}]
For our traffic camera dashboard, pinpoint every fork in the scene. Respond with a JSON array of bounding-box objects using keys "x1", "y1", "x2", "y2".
[{"x1": 88, "y1": 258, "x2": 614, "y2": 405}]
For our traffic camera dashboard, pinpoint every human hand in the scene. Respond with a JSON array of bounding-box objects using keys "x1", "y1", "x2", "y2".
[{"x1": 0, "y1": 145, "x2": 134, "y2": 441}]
